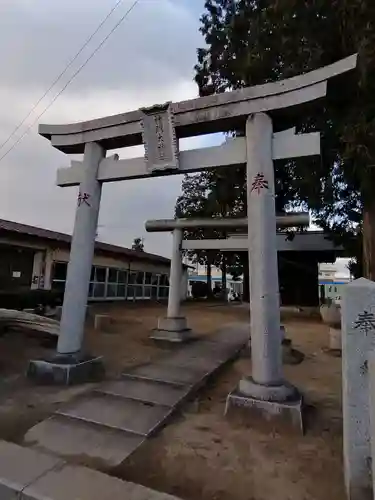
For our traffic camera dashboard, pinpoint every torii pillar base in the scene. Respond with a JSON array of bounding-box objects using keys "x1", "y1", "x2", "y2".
[
  {"x1": 225, "y1": 378, "x2": 304, "y2": 433},
  {"x1": 150, "y1": 317, "x2": 193, "y2": 343},
  {"x1": 27, "y1": 353, "x2": 105, "y2": 385}
]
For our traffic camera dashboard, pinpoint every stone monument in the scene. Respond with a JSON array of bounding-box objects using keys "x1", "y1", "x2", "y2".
[{"x1": 342, "y1": 278, "x2": 375, "y2": 500}]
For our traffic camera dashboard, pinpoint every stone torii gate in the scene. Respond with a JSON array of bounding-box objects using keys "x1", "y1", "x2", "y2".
[
  {"x1": 28, "y1": 54, "x2": 357, "y2": 417},
  {"x1": 145, "y1": 214, "x2": 309, "y2": 342}
]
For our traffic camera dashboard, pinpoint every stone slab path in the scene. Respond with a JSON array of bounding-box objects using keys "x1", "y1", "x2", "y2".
[
  {"x1": 0, "y1": 440, "x2": 180, "y2": 499},
  {"x1": 24, "y1": 323, "x2": 249, "y2": 470}
]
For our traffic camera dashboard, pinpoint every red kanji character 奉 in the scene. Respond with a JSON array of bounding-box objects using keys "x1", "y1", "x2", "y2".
[{"x1": 251, "y1": 173, "x2": 269, "y2": 194}]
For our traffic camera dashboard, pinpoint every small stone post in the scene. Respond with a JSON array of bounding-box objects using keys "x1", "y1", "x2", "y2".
[
  {"x1": 152, "y1": 228, "x2": 191, "y2": 342},
  {"x1": 342, "y1": 278, "x2": 375, "y2": 500},
  {"x1": 27, "y1": 142, "x2": 105, "y2": 384},
  {"x1": 368, "y1": 350, "x2": 375, "y2": 500},
  {"x1": 226, "y1": 113, "x2": 301, "y2": 428}
]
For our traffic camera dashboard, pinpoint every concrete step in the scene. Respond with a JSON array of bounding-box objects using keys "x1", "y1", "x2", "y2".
[
  {"x1": 57, "y1": 392, "x2": 172, "y2": 437},
  {"x1": 22, "y1": 461, "x2": 180, "y2": 500},
  {"x1": 0, "y1": 440, "x2": 63, "y2": 499},
  {"x1": 126, "y1": 362, "x2": 208, "y2": 387},
  {"x1": 0, "y1": 440, "x2": 181, "y2": 500},
  {"x1": 98, "y1": 377, "x2": 189, "y2": 407},
  {"x1": 190, "y1": 337, "x2": 248, "y2": 353},
  {"x1": 162, "y1": 353, "x2": 223, "y2": 372},
  {"x1": 24, "y1": 414, "x2": 144, "y2": 469},
  {"x1": 171, "y1": 341, "x2": 244, "y2": 364},
  {"x1": 21, "y1": 322, "x2": 251, "y2": 478}
]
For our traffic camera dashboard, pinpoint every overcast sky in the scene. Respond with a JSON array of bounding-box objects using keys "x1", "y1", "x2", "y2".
[
  {"x1": 0, "y1": 0, "x2": 351, "y2": 276},
  {"x1": 0, "y1": 0, "x2": 212, "y2": 257}
]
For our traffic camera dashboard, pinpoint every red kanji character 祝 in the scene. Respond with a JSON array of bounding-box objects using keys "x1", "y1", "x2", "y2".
[{"x1": 77, "y1": 192, "x2": 91, "y2": 207}]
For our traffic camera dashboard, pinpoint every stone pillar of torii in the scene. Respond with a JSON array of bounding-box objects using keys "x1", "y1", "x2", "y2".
[
  {"x1": 156, "y1": 227, "x2": 191, "y2": 342},
  {"x1": 27, "y1": 55, "x2": 357, "y2": 426}
]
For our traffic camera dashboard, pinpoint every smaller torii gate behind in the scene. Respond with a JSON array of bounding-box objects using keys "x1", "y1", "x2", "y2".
[{"x1": 145, "y1": 213, "x2": 309, "y2": 342}]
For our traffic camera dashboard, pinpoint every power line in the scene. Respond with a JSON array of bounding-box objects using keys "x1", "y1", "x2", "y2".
[
  {"x1": 0, "y1": 0, "x2": 127, "y2": 153},
  {"x1": 0, "y1": 0, "x2": 140, "y2": 164}
]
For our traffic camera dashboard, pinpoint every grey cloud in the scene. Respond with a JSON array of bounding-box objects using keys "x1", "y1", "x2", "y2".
[
  {"x1": 0, "y1": 0, "x2": 203, "y2": 93},
  {"x1": 0, "y1": 0, "x2": 208, "y2": 257}
]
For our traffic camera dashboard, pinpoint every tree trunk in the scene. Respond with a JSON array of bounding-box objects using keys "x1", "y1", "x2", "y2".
[
  {"x1": 363, "y1": 196, "x2": 375, "y2": 280},
  {"x1": 221, "y1": 255, "x2": 227, "y2": 301},
  {"x1": 206, "y1": 258, "x2": 212, "y2": 297}
]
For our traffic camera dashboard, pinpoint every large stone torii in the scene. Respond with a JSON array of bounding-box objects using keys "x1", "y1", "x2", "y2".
[{"x1": 28, "y1": 55, "x2": 357, "y2": 424}]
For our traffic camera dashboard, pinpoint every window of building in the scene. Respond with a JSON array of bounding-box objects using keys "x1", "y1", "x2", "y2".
[
  {"x1": 118, "y1": 270, "x2": 126, "y2": 284},
  {"x1": 107, "y1": 269, "x2": 118, "y2": 298},
  {"x1": 150, "y1": 274, "x2": 159, "y2": 299},
  {"x1": 108, "y1": 268, "x2": 118, "y2": 283},
  {"x1": 106, "y1": 284, "x2": 117, "y2": 298},
  {"x1": 127, "y1": 272, "x2": 136, "y2": 299},
  {"x1": 52, "y1": 262, "x2": 67, "y2": 281},
  {"x1": 159, "y1": 274, "x2": 169, "y2": 286},
  {"x1": 51, "y1": 262, "x2": 68, "y2": 292},
  {"x1": 95, "y1": 267, "x2": 106, "y2": 283},
  {"x1": 136, "y1": 272, "x2": 144, "y2": 284},
  {"x1": 93, "y1": 283, "x2": 105, "y2": 297},
  {"x1": 158, "y1": 286, "x2": 169, "y2": 299},
  {"x1": 128, "y1": 272, "x2": 136, "y2": 284},
  {"x1": 157, "y1": 274, "x2": 168, "y2": 299},
  {"x1": 51, "y1": 261, "x2": 169, "y2": 301},
  {"x1": 89, "y1": 266, "x2": 107, "y2": 298},
  {"x1": 106, "y1": 268, "x2": 128, "y2": 298}
]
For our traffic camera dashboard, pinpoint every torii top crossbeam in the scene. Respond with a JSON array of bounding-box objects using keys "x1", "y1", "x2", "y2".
[
  {"x1": 145, "y1": 214, "x2": 309, "y2": 232},
  {"x1": 39, "y1": 55, "x2": 357, "y2": 154}
]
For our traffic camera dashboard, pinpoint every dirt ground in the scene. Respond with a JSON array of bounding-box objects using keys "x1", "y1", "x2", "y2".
[{"x1": 0, "y1": 302, "x2": 343, "y2": 500}]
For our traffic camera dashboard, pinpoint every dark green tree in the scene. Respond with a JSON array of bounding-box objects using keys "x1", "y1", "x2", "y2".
[
  {"x1": 195, "y1": 0, "x2": 375, "y2": 278},
  {"x1": 131, "y1": 237, "x2": 144, "y2": 252},
  {"x1": 176, "y1": 168, "x2": 247, "y2": 298},
  {"x1": 175, "y1": 171, "x2": 217, "y2": 294}
]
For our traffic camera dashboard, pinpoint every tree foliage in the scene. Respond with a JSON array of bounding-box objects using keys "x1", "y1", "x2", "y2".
[
  {"x1": 131, "y1": 237, "x2": 144, "y2": 252},
  {"x1": 194, "y1": 0, "x2": 375, "y2": 278},
  {"x1": 176, "y1": 167, "x2": 247, "y2": 295}
]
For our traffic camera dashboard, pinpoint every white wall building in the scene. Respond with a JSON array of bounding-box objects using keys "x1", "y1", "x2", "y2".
[{"x1": 0, "y1": 218, "x2": 188, "y2": 302}]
